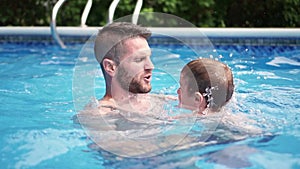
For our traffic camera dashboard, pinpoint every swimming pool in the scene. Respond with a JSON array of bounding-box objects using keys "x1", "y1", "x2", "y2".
[{"x1": 1, "y1": 27, "x2": 300, "y2": 169}]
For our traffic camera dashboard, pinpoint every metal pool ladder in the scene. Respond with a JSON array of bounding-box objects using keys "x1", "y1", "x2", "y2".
[
  {"x1": 50, "y1": 0, "x2": 92, "y2": 49},
  {"x1": 108, "y1": 0, "x2": 143, "y2": 24},
  {"x1": 51, "y1": 0, "x2": 143, "y2": 49}
]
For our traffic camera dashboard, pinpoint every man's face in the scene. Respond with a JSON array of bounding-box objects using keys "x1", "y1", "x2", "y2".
[{"x1": 115, "y1": 37, "x2": 154, "y2": 93}]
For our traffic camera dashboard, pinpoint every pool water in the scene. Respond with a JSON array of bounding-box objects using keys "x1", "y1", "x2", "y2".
[{"x1": 0, "y1": 42, "x2": 300, "y2": 169}]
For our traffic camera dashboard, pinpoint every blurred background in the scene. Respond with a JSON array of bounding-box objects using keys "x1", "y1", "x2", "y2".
[{"x1": 0, "y1": 0, "x2": 299, "y2": 27}]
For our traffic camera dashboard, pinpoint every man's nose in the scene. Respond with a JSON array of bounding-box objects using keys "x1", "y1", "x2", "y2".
[{"x1": 145, "y1": 58, "x2": 154, "y2": 70}]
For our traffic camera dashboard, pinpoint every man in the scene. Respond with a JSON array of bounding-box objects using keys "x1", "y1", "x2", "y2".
[
  {"x1": 79, "y1": 25, "x2": 259, "y2": 158},
  {"x1": 94, "y1": 22, "x2": 154, "y2": 113}
]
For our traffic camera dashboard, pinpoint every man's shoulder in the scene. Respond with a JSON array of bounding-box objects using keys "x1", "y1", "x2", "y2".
[
  {"x1": 80, "y1": 98, "x2": 116, "y2": 115},
  {"x1": 148, "y1": 93, "x2": 177, "y2": 101}
]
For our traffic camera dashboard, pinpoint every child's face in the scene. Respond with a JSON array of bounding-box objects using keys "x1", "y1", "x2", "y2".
[{"x1": 177, "y1": 75, "x2": 197, "y2": 110}]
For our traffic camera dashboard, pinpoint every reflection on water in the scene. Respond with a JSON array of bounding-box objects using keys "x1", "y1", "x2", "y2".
[
  {"x1": 76, "y1": 94, "x2": 262, "y2": 163},
  {"x1": 2, "y1": 43, "x2": 299, "y2": 168},
  {"x1": 77, "y1": 95, "x2": 197, "y2": 158}
]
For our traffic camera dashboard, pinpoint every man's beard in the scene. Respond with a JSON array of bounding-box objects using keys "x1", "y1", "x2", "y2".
[{"x1": 116, "y1": 66, "x2": 152, "y2": 93}]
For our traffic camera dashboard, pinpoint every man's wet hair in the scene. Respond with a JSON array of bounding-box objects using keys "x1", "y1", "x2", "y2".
[{"x1": 94, "y1": 22, "x2": 151, "y2": 67}]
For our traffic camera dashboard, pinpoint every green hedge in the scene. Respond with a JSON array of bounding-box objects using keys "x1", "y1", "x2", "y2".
[{"x1": 1, "y1": 0, "x2": 299, "y2": 27}]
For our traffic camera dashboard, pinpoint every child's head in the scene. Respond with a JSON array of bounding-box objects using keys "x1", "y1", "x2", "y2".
[{"x1": 177, "y1": 58, "x2": 234, "y2": 112}]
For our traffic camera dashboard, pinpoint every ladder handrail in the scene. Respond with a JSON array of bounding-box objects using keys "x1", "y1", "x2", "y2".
[
  {"x1": 108, "y1": 0, "x2": 120, "y2": 24},
  {"x1": 108, "y1": 0, "x2": 143, "y2": 24},
  {"x1": 51, "y1": 0, "x2": 143, "y2": 48},
  {"x1": 51, "y1": 0, "x2": 93, "y2": 48},
  {"x1": 51, "y1": 0, "x2": 66, "y2": 49},
  {"x1": 81, "y1": 0, "x2": 93, "y2": 27},
  {"x1": 132, "y1": 0, "x2": 143, "y2": 24}
]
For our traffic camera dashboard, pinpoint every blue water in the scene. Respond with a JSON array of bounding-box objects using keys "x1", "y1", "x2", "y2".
[{"x1": 0, "y1": 41, "x2": 300, "y2": 169}]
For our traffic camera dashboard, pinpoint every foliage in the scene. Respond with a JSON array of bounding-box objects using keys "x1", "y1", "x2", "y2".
[
  {"x1": 0, "y1": 0, "x2": 299, "y2": 27},
  {"x1": 0, "y1": 0, "x2": 55, "y2": 26}
]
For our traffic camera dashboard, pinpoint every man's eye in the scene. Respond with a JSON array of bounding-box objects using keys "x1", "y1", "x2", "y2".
[{"x1": 135, "y1": 58, "x2": 144, "y2": 62}]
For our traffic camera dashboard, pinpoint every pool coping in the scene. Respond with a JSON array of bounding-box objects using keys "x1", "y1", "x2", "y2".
[
  {"x1": 1, "y1": 27, "x2": 300, "y2": 45},
  {"x1": 1, "y1": 26, "x2": 300, "y2": 37}
]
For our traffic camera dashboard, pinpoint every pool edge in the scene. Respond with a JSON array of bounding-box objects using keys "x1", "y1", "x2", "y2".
[{"x1": 1, "y1": 27, "x2": 300, "y2": 45}]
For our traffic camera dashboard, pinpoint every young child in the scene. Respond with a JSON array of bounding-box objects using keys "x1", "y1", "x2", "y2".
[{"x1": 177, "y1": 58, "x2": 234, "y2": 114}]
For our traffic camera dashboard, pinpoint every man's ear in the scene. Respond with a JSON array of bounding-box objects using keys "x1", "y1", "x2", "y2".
[{"x1": 102, "y1": 58, "x2": 116, "y2": 76}]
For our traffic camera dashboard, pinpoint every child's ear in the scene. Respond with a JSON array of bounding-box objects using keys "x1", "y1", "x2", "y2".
[
  {"x1": 194, "y1": 92, "x2": 205, "y2": 111},
  {"x1": 102, "y1": 58, "x2": 116, "y2": 76},
  {"x1": 194, "y1": 92, "x2": 203, "y2": 103}
]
